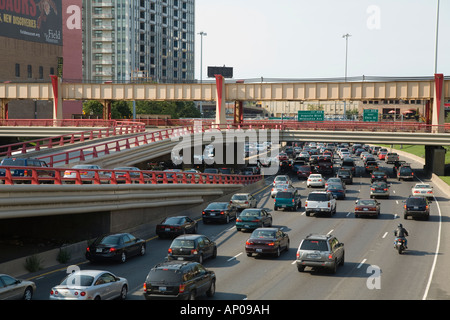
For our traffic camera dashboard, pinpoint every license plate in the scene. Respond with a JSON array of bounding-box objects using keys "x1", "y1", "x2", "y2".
[
  {"x1": 363, "y1": 208, "x2": 368, "y2": 211},
  {"x1": 281, "y1": 205, "x2": 286, "y2": 208},
  {"x1": 159, "y1": 286, "x2": 166, "y2": 292},
  {"x1": 308, "y1": 254, "x2": 319, "y2": 259},
  {"x1": 245, "y1": 225, "x2": 250, "y2": 228},
  {"x1": 256, "y1": 249, "x2": 262, "y2": 253},
  {"x1": 177, "y1": 257, "x2": 184, "y2": 261},
  {"x1": 96, "y1": 248, "x2": 102, "y2": 253},
  {"x1": 414, "y1": 206, "x2": 419, "y2": 210},
  {"x1": 210, "y1": 213, "x2": 216, "y2": 216},
  {"x1": 165, "y1": 228, "x2": 170, "y2": 232}
]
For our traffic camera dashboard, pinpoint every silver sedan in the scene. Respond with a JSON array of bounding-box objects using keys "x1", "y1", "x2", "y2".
[
  {"x1": 49, "y1": 270, "x2": 128, "y2": 300},
  {"x1": 0, "y1": 274, "x2": 36, "y2": 300}
]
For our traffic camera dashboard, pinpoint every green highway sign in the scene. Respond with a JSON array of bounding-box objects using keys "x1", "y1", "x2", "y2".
[
  {"x1": 363, "y1": 109, "x2": 379, "y2": 122},
  {"x1": 298, "y1": 110, "x2": 324, "y2": 122}
]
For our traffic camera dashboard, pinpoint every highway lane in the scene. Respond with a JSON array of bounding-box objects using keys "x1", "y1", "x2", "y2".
[{"x1": 29, "y1": 152, "x2": 447, "y2": 300}]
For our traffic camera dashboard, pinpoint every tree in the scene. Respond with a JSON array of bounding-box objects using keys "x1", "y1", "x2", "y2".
[{"x1": 83, "y1": 100, "x2": 103, "y2": 117}]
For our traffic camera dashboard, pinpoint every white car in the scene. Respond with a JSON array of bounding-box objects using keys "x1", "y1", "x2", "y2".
[
  {"x1": 230, "y1": 193, "x2": 258, "y2": 210},
  {"x1": 271, "y1": 183, "x2": 295, "y2": 198},
  {"x1": 50, "y1": 270, "x2": 128, "y2": 300},
  {"x1": 63, "y1": 164, "x2": 106, "y2": 184},
  {"x1": 411, "y1": 183, "x2": 434, "y2": 198},
  {"x1": 307, "y1": 174, "x2": 325, "y2": 188},
  {"x1": 272, "y1": 175, "x2": 292, "y2": 186}
]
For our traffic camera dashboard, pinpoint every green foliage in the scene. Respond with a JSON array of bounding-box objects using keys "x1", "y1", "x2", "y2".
[
  {"x1": 24, "y1": 254, "x2": 43, "y2": 273},
  {"x1": 57, "y1": 248, "x2": 72, "y2": 264}
]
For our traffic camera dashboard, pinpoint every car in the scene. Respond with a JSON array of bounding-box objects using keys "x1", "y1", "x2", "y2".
[
  {"x1": 336, "y1": 168, "x2": 353, "y2": 185},
  {"x1": 110, "y1": 166, "x2": 149, "y2": 183},
  {"x1": 272, "y1": 175, "x2": 292, "y2": 186},
  {"x1": 63, "y1": 164, "x2": 106, "y2": 184},
  {"x1": 307, "y1": 173, "x2": 325, "y2": 188},
  {"x1": 397, "y1": 164, "x2": 414, "y2": 181},
  {"x1": 49, "y1": 270, "x2": 128, "y2": 300},
  {"x1": 393, "y1": 160, "x2": 406, "y2": 174},
  {"x1": 277, "y1": 153, "x2": 288, "y2": 161},
  {"x1": 370, "y1": 170, "x2": 388, "y2": 183},
  {"x1": 236, "y1": 208, "x2": 273, "y2": 231},
  {"x1": 325, "y1": 183, "x2": 346, "y2": 200},
  {"x1": 341, "y1": 158, "x2": 356, "y2": 175},
  {"x1": 85, "y1": 233, "x2": 146, "y2": 263},
  {"x1": 385, "y1": 152, "x2": 400, "y2": 164},
  {"x1": 296, "y1": 234, "x2": 345, "y2": 274},
  {"x1": 245, "y1": 227, "x2": 290, "y2": 258},
  {"x1": 274, "y1": 190, "x2": 301, "y2": 211},
  {"x1": 167, "y1": 234, "x2": 217, "y2": 264},
  {"x1": 271, "y1": 182, "x2": 295, "y2": 198},
  {"x1": 143, "y1": 261, "x2": 216, "y2": 300},
  {"x1": 314, "y1": 159, "x2": 333, "y2": 175},
  {"x1": 378, "y1": 150, "x2": 388, "y2": 160},
  {"x1": 411, "y1": 183, "x2": 434, "y2": 198},
  {"x1": 365, "y1": 160, "x2": 379, "y2": 173},
  {"x1": 404, "y1": 196, "x2": 430, "y2": 220},
  {"x1": 304, "y1": 191, "x2": 337, "y2": 217},
  {"x1": 0, "y1": 274, "x2": 36, "y2": 300},
  {"x1": 202, "y1": 202, "x2": 237, "y2": 224},
  {"x1": 325, "y1": 177, "x2": 345, "y2": 189},
  {"x1": 296, "y1": 165, "x2": 312, "y2": 179},
  {"x1": 156, "y1": 216, "x2": 198, "y2": 238},
  {"x1": 370, "y1": 181, "x2": 390, "y2": 199},
  {"x1": 354, "y1": 199, "x2": 380, "y2": 218},
  {"x1": 0, "y1": 157, "x2": 54, "y2": 184},
  {"x1": 230, "y1": 193, "x2": 257, "y2": 210}
]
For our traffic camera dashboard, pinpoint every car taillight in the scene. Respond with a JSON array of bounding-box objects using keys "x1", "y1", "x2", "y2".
[
  {"x1": 246, "y1": 240, "x2": 253, "y2": 245},
  {"x1": 143, "y1": 283, "x2": 147, "y2": 291},
  {"x1": 292, "y1": 199, "x2": 295, "y2": 203},
  {"x1": 109, "y1": 248, "x2": 116, "y2": 252},
  {"x1": 202, "y1": 211, "x2": 205, "y2": 215},
  {"x1": 86, "y1": 247, "x2": 90, "y2": 252},
  {"x1": 267, "y1": 242, "x2": 275, "y2": 246},
  {"x1": 168, "y1": 248, "x2": 172, "y2": 254},
  {"x1": 328, "y1": 254, "x2": 333, "y2": 260},
  {"x1": 296, "y1": 251, "x2": 300, "y2": 258},
  {"x1": 305, "y1": 201, "x2": 308, "y2": 207},
  {"x1": 328, "y1": 202, "x2": 330, "y2": 207},
  {"x1": 179, "y1": 284, "x2": 186, "y2": 293},
  {"x1": 236, "y1": 218, "x2": 242, "y2": 222}
]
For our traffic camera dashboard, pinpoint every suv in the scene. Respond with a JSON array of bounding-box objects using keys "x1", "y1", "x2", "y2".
[
  {"x1": 0, "y1": 157, "x2": 53, "y2": 183},
  {"x1": 397, "y1": 164, "x2": 414, "y2": 181},
  {"x1": 385, "y1": 152, "x2": 399, "y2": 164},
  {"x1": 404, "y1": 196, "x2": 430, "y2": 220},
  {"x1": 365, "y1": 160, "x2": 379, "y2": 173},
  {"x1": 296, "y1": 234, "x2": 345, "y2": 273},
  {"x1": 143, "y1": 261, "x2": 216, "y2": 300},
  {"x1": 305, "y1": 191, "x2": 337, "y2": 217},
  {"x1": 274, "y1": 190, "x2": 301, "y2": 211}
]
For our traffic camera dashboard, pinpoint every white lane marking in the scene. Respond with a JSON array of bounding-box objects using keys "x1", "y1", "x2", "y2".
[
  {"x1": 346, "y1": 212, "x2": 352, "y2": 217},
  {"x1": 382, "y1": 232, "x2": 388, "y2": 239},
  {"x1": 228, "y1": 252, "x2": 243, "y2": 262},
  {"x1": 327, "y1": 229, "x2": 334, "y2": 235},
  {"x1": 357, "y1": 259, "x2": 367, "y2": 269}
]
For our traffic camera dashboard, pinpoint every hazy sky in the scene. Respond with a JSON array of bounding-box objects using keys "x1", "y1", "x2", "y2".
[{"x1": 195, "y1": 0, "x2": 450, "y2": 80}]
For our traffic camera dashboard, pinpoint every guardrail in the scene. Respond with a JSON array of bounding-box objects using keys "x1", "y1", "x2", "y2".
[
  {"x1": 0, "y1": 166, "x2": 262, "y2": 186},
  {"x1": 0, "y1": 120, "x2": 146, "y2": 158},
  {"x1": 0, "y1": 119, "x2": 119, "y2": 127}
]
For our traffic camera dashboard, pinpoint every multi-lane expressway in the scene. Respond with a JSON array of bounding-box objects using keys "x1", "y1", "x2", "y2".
[{"x1": 26, "y1": 149, "x2": 450, "y2": 301}]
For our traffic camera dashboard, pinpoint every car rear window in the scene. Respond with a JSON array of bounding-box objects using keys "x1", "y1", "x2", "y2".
[
  {"x1": 407, "y1": 198, "x2": 426, "y2": 205},
  {"x1": 300, "y1": 239, "x2": 328, "y2": 251},
  {"x1": 307, "y1": 193, "x2": 328, "y2": 201},
  {"x1": 276, "y1": 192, "x2": 294, "y2": 199},
  {"x1": 170, "y1": 239, "x2": 195, "y2": 249},
  {"x1": 206, "y1": 203, "x2": 227, "y2": 209},
  {"x1": 147, "y1": 269, "x2": 182, "y2": 282}
]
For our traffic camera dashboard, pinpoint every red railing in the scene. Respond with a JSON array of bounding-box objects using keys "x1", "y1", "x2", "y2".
[
  {"x1": 0, "y1": 120, "x2": 146, "y2": 158},
  {"x1": 0, "y1": 119, "x2": 119, "y2": 127},
  {"x1": 0, "y1": 166, "x2": 262, "y2": 186}
]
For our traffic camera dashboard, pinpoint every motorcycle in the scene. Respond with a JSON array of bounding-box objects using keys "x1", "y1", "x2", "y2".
[{"x1": 394, "y1": 237, "x2": 407, "y2": 254}]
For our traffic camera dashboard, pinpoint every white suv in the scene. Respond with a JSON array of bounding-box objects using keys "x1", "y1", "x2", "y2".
[{"x1": 305, "y1": 191, "x2": 337, "y2": 217}]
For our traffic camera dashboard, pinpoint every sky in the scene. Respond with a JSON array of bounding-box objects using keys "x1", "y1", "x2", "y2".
[{"x1": 194, "y1": 0, "x2": 450, "y2": 80}]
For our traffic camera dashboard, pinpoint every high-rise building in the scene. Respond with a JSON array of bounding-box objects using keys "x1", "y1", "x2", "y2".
[{"x1": 82, "y1": 0, "x2": 195, "y2": 83}]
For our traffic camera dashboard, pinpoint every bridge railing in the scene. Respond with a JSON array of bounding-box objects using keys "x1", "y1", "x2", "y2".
[
  {"x1": 0, "y1": 166, "x2": 262, "y2": 186},
  {"x1": 0, "y1": 120, "x2": 146, "y2": 158},
  {"x1": 0, "y1": 119, "x2": 120, "y2": 127}
]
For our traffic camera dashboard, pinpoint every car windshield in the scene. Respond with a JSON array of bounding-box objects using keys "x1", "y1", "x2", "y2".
[
  {"x1": 96, "y1": 235, "x2": 121, "y2": 246},
  {"x1": 232, "y1": 195, "x2": 248, "y2": 201},
  {"x1": 147, "y1": 269, "x2": 182, "y2": 282},
  {"x1": 61, "y1": 274, "x2": 94, "y2": 287},
  {"x1": 276, "y1": 192, "x2": 294, "y2": 199},
  {"x1": 307, "y1": 193, "x2": 328, "y2": 201},
  {"x1": 300, "y1": 239, "x2": 328, "y2": 251},
  {"x1": 1, "y1": 159, "x2": 26, "y2": 166},
  {"x1": 163, "y1": 217, "x2": 185, "y2": 224},
  {"x1": 239, "y1": 209, "x2": 261, "y2": 217},
  {"x1": 170, "y1": 239, "x2": 195, "y2": 249},
  {"x1": 251, "y1": 229, "x2": 276, "y2": 238},
  {"x1": 206, "y1": 203, "x2": 227, "y2": 209}
]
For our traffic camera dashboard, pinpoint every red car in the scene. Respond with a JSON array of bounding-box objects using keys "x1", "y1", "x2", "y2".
[
  {"x1": 378, "y1": 151, "x2": 388, "y2": 160},
  {"x1": 354, "y1": 199, "x2": 380, "y2": 218}
]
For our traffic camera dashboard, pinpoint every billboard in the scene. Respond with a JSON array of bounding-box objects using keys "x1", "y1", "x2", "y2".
[
  {"x1": 0, "y1": 0, "x2": 62, "y2": 45},
  {"x1": 208, "y1": 66, "x2": 233, "y2": 79}
]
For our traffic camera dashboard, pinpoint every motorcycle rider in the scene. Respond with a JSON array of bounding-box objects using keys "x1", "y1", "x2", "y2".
[{"x1": 394, "y1": 223, "x2": 409, "y2": 249}]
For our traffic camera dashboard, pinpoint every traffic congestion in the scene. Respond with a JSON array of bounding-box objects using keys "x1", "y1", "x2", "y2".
[{"x1": 1, "y1": 140, "x2": 445, "y2": 301}]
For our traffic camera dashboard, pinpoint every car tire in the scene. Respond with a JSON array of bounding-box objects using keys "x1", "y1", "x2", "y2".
[
  {"x1": 139, "y1": 244, "x2": 146, "y2": 256},
  {"x1": 197, "y1": 254, "x2": 203, "y2": 264},
  {"x1": 23, "y1": 287, "x2": 33, "y2": 300},
  {"x1": 120, "y1": 252, "x2": 127, "y2": 263},
  {"x1": 297, "y1": 265, "x2": 305, "y2": 272},
  {"x1": 212, "y1": 247, "x2": 217, "y2": 259},
  {"x1": 206, "y1": 280, "x2": 216, "y2": 297},
  {"x1": 275, "y1": 247, "x2": 281, "y2": 258},
  {"x1": 119, "y1": 285, "x2": 128, "y2": 300}
]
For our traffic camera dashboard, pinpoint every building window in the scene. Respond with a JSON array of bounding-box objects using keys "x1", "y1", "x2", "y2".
[
  {"x1": 27, "y1": 65, "x2": 32, "y2": 79},
  {"x1": 15, "y1": 64, "x2": 20, "y2": 77},
  {"x1": 39, "y1": 66, "x2": 44, "y2": 80}
]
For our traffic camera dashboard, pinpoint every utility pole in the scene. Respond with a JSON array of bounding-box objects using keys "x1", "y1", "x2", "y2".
[
  {"x1": 342, "y1": 33, "x2": 351, "y2": 119},
  {"x1": 198, "y1": 31, "x2": 207, "y2": 117}
]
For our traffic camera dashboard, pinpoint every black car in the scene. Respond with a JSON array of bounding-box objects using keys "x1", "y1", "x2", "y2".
[
  {"x1": 156, "y1": 216, "x2": 198, "y2": 238},
  {"x1": 371, "y1": 170, "x2": 388, "y2": 183},
  {"x1": 245, "y1": 227, "x2": 290, "y2": 258},
  {"x1": 404, "y1": 196, "x2": 430, "y2": 220},
  {"x1": 296, "y1": 165, "x2": 312, "y2": 179},
  {"x1": 336, "y1": 168, "x2": 353, "y2": 184},
  {"x1": 143, "y1": 261, "x2": 216, "y2": 300},
  {"x1": 0, "y1": 157, "x2": 54, "y2": 183},
  {"x1": 86, "y1": 233, "x2": 146, "y2": 263},
  {"x1": 202, "y1": 202, "x2": 237, "y2": 224},
  {"x1": 167, "y1": 234, "x2": 217, "y2": 264},
  {"x1": 397, "y1": 164, "x2": 414, "y2": 181}
]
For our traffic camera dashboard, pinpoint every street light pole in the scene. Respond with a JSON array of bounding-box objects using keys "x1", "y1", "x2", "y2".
[
  {"x1": 342, "y1": 33, "x2": 351, "y2": 119},
  {"x1": 434, "y1": 0, "x2": 440, "y2": 74},
  {"x1": 198, "y1": 31, "x2": 207, "y2": 117}
]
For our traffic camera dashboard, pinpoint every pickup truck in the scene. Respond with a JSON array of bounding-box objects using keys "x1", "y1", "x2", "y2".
[
  {"x1": 305, "y1": 191, "x2": 337, "y2": 217},
  {"x1": 274, "y1": 190, "x2": 301, "y2": 211}
]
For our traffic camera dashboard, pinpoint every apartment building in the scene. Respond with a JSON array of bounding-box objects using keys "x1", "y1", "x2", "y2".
[{"x1": 82, "y1": 0, "x2": 195, "y2": 83}]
